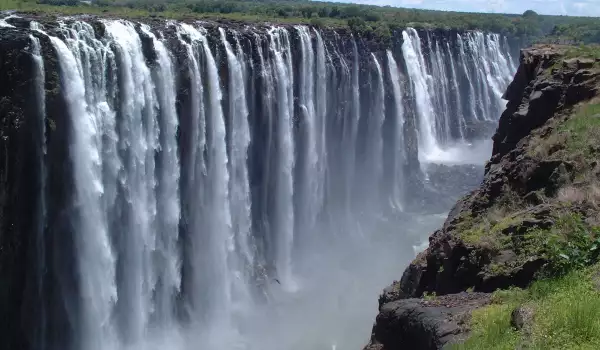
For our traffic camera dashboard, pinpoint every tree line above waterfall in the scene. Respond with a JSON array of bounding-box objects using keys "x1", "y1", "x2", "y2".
[{"x1": 2, "y1": 0, "x2": 600, "y2": 44}]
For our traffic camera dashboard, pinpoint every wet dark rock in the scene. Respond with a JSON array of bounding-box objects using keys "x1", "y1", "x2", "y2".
[
  {"x1": 0, "y1": 27, "x2": 43, "y2": 350},
  {"x1": 365, "y1": 293, "x2": 491, "y2": 350},
  {"x1": 379, "y1": 281, "x2": 407, "y2": 308}
]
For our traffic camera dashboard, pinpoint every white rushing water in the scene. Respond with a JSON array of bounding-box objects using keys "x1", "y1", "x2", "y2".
[
  {"x1": 219, "y1": 26, "x2": 254, "y2": 312},
  {"x1": 105, "y1": 20, "x2": 161, "y2": 343},
  {"x1": 49, "y1": 32, "x2": 118, "y2": 350},
  {"x1": 295, "y1": 25, "x2": 319, "y2": 244},
  {"x1": 402, "y1": 28, "x2": 440, "y2": 162},
  {"x1": 366, "y1": 53, "x2": 385, "y2": 205},
  {"x1": 268, "y1": 26, "x2": 297, "y2": 292},
  {"x1": 314, "y1": 28, "x2": 328, "y2": 224},
  {"x1": 348, "y1": 38, "x2": 361, "y2": 216},
  {"x1": 140, "y1": 24, "x2": 182, "y2": 327},
  {"x1": 386, "y1": 50, "x2": 406, "y2": 211},
  {"x1": 29, "y1": 31, "x2": 48, "y2": 350},
  {"x1": 173, "y1": 22, "x2": 208, "y2": 329},
  {"x1": 195, "y1": 24, "x2": 236, "y2": 327},
  {"x1": 0, "y1": 14, "x2": 18, "y2": 27},
  {"x1": 27, "y1": 19, "x2": 517, "y2": 350}
]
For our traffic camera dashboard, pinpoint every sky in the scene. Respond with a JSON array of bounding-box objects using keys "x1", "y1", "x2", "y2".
[{"x1": 321, "y1": 0, "x2": 600, "y2": 17}]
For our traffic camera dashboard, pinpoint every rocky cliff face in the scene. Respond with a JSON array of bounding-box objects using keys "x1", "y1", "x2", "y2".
[{"x1": 364, "y1": 45, "x2": 600, "y2": 349}]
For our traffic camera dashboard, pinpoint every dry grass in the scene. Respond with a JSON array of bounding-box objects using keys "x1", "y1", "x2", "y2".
[
  {"x1": 557, "y1": 184, "x2": 600, "y2": 225},
  {"x1": 557, "y1": 184, "x2": 600, "y2": 207}
]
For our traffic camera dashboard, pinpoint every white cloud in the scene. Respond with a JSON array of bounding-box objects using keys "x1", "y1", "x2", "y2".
[{"x1": 322, "y1": 0, "x2": 600, "y2": 16}]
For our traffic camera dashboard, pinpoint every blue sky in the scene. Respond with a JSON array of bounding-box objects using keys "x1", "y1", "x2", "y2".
[{"x1": 321, "y1": 0, "x2": 600, "y2": 16}]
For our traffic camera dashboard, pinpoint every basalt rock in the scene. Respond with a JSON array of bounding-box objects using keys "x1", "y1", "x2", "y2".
[
  {"x1": 365, "y1": 293, "x2": 491, "y2": 350},
  {"x1": 0, "y1": 28, "x2": 43, "y2": 350}
]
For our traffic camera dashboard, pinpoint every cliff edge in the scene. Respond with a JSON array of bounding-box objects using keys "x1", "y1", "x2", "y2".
[{"x1": 365, "y1": 45, "x2": 600, "y2": 349}]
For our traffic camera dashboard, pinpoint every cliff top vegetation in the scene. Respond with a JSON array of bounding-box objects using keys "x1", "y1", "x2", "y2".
[{"x1": 1, "y1": 0, "x2": 600, "y2": 43}]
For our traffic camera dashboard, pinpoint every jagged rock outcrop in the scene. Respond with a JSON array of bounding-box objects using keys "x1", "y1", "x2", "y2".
[
  {"x1": 364, "y1": 45, "x2": 600, "y2": 349},
  {"x1": 365, "y1": 293, "x2": 491, "y2": 350}
]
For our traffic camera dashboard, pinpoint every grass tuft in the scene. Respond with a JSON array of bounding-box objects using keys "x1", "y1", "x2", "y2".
[{"x1": 453, "y1": 266, "x2": 600, "y2": 350}]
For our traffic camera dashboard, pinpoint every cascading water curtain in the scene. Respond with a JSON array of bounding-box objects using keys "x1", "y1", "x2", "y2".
[{"x1": 7, "y1": 19, "x2": 516, "y2": 350}]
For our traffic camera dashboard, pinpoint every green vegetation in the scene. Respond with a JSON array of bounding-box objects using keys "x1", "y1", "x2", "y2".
[
  {"x1": 452, "y1": 265, "x2": 600, "y2": 350},
  {"x1": 451, "y1": 94, "x2": 600, "y2": 348},
  {"x1": 457, "y1": 208, "x2": 600, "y2": 277},
  {"x1": 561, "y1": 46, "x2": 600, "y2": 61},
  {"x1": 561, "y1": 102, "x2": 600, "y2": 155},
  {"x1": 0, "y1": 0, "x2": 599, "y2": 43},
  {"x1": 545, "y1": 21, "x2": 600, "y2": 45},
  {"x1": 534, "y1": 213, "x2": 600, "y2": 276}
]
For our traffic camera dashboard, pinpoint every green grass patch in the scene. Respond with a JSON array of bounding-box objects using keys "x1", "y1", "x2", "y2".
[
  {"x1": 456, "y1": 209, "x2": 600, "y2": 277},
  {"x1": 560, "y1": 102, "x2": 600, "y2": 156},
  {"x1": 534, "y1": 212, "x2": 600, "y2": 276},
  {"x1": 561, "y1": 45, "x2": 600, "y2": 61},
  {"x1": 453, "y1": 302, "x2": 520, "y2": 350},
  {"x1": 452, "y1": 265, "x2": 600, "y2": 350},
  {"x1": 455, "y1": 209, "x2": 531, "y2": 252},
  {"x1": 548, "y1": 45, "x2": 600, "y2": 73}
]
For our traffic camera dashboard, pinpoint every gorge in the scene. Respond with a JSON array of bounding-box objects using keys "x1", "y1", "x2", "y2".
[{"x1": 0, "y1": 14, "x2": 517, "y2": 350}]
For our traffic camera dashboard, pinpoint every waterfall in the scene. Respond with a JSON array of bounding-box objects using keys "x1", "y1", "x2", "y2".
[
  {"x1": 0, "y1": 15, "x2": 15, "y2": 27},
  {"x1": 402, "y1": 28, "x2": 440, "y2": 161},
  {"x1": 457, "y1": 34, "x2": 478, "y2": 123},
  {"x1": 429, "y1": 37, "x2": 452, "y2": 145},
  {"x1": 267, "y1": 26, "x2": 296, "y2": 290},
  {"x1": 445, "y1": 41, "x2": 465, "y2": 140},
  {"x1": 314, "y1": 29, "x2": 328, "y2": 225},
  {"x1": 219, "y1": 27, "x2": 254, "y2": 307},
  {"x1": 29, "y1": 32, "x2": 47, "y2": 350},
  {"x1": 349, "y1": 38, "x2": 360, "y2": 214},
  {"x1": 386, "y1": 50, "x2": 406, "y2": 211},
  {"x1": 49, "y1": 33, "x2": 118, "y2": 350},
  {"x1": 251, "y1": 32, "x2": 275, "y2": 282},
  {"x1": 9, "y1": 18, "x2": 519, "y2": 350},
  {"x1": 184, "y1": 23, "x2": 236, "y2": 324},
  {"x1": 140, "y1": 24, "x2": 181, "y2": 326},
  {"x1": 173, "y1": 23, "x2": 208, "y2": 325},
  {"x1": 103, "y1": 20, "x2": 161, "y2": 343},
  {"x1": 366, "y1": 53, "x2": 385, "y2": 205},
  {"x1": 295, "y1": 25, "x2": 320, "y2": 242}
]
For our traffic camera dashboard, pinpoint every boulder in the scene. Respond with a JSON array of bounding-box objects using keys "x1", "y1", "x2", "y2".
[{"x1": 365, "y1": 293, "x2": 491, "y2": 350}]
